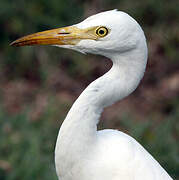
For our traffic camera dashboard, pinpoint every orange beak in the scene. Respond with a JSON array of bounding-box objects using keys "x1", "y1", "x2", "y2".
[{"x1": 10, "y1": 26, "x2": 99, "y2": 47}]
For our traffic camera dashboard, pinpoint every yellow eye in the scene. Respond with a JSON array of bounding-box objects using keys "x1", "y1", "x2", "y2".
[{"x1": 95, "y1": 26, "x2": 108, "y2": 37}]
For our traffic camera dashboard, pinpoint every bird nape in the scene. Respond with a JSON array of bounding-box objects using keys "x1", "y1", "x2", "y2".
[{"x1": 11, "y1": 10, "x2": 173, "y2": 180}]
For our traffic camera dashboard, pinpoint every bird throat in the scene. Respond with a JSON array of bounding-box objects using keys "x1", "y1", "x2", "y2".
[{"x1": 55, "y1": 48, "x2": 147, "y2": 178}]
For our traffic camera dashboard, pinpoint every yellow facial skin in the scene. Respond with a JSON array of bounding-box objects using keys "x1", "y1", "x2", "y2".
[{"x1": 10, "y1": 26, "x2": 109, "y2": 47}]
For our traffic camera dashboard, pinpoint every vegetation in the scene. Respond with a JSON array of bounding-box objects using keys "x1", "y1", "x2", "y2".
[{"x1": 0, "y1": 0, "x2": 179, "y2": 179}]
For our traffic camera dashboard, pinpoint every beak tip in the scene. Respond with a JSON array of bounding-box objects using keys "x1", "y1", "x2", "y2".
[
  {"x1": 10, "y1": 42, "x2": 14, "y2": 47},
  {"x1": 10, "y1": 41, "x2": 18, "y2": 47},
  {"x1": 10, "y1": 39, "x2": 27, "y2": 47}
]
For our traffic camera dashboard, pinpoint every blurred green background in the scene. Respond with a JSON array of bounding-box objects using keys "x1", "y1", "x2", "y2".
[{"x1": 0, "y1": 0, "x2": 179, "y2": 179}]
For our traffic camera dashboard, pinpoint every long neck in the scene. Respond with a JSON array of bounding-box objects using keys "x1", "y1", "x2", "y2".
[{"x1": 57, "y1": 46, "x2": 147, "y2": 152}]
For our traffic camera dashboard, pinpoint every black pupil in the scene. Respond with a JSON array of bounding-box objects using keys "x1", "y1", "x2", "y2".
[{"x1": 99, "y1": 29, "x2": 105, "y2": 35}]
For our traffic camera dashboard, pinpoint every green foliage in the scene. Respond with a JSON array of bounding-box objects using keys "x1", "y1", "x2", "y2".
[{"x1": 0, "y1": 107, "x2": 58, "y2": 180}]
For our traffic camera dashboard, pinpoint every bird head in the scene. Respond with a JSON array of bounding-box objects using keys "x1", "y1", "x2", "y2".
[{"x1": 11, "y1": 10, "x2": 146, "y2": 59}]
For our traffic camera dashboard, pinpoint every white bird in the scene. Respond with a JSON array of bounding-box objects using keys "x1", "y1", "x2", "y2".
[{"x1": 11, "y1": 9, "x2": 173, "y2": 180}]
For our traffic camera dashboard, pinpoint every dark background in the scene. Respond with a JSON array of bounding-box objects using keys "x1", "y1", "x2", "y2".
[{"x1": 0, "y1": 0, "x2": 179, "y2": 179}]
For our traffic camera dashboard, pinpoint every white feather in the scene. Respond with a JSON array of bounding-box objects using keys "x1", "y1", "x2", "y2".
[{"x1": 55, "y1": 10, "x2": 173, "y2": 180}]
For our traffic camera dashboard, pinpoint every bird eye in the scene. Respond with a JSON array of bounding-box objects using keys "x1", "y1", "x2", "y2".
[{"x1": 95, "y1": 27, "x2": 108, "y2": 37}]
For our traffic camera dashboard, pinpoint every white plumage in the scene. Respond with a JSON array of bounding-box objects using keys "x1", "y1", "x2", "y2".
[
  {"x1": 55, "y1": 10, "x2": 172, "y2": 180},
  {"x1": 11, "y1": 9, "x2": 173, "y2": 180}
]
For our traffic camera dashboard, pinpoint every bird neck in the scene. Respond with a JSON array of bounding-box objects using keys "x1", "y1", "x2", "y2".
[{"x1": 57, "y1": 47, "x2": 147, "y2": 151}]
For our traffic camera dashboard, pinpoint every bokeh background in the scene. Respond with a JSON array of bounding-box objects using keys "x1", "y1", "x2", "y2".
[{"x1": 0, "y1": 0, "x2": 179, "y2": 179}]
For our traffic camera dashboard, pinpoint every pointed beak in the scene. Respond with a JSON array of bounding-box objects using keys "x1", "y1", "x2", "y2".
[{"x1": 10, "y1": 26, "x2": 98, "y2": 47}]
